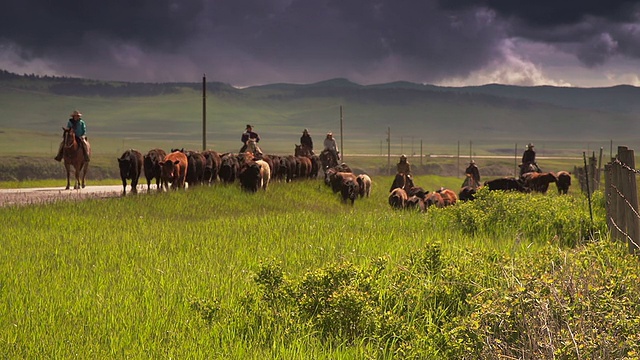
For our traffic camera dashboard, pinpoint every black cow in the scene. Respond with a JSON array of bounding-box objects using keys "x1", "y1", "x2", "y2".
[
  {"x1": 143, "y1": 148, "x2": 166, "y2": 191},
  {"x1": 185, "y1": 150, "x2": 206, "y2": 187},
  {"x1": 459, "y1": 186, "x2": 477, "y2": 201},
  {"x1": 238, "y1": 160, "x2": 262, "y2": 192},
  {"x1": 484, "y1": 177, "x2": 529, "y2": 192},
  {"x1": 555, "y1": 171, "x2": 572, "y2": 195},
  {"x1": 340, "y1": 178, "x2": 360, "y2": 205},
  {"x1": 202, "y1": 150, "x2": 222, "y2": 185},
  {"x1": 219, "y1": 153, "x2": 240, "y2": 184},
  {"x1": 118, "y1": 149, "x2": 143, "y2": 195}
]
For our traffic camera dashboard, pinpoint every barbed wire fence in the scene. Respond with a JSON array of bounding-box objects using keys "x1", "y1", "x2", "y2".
[{"x1": 603, "y1": 146, "x2": 640, "y2": 255}]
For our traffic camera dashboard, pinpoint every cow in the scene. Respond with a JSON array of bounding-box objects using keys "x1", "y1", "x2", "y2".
[
  {"x1": 329, "y1": 171, "x2": 357, "y2": 194},
  {"x1": 389, "y1": 188, "x2": 408, "y2": 209},
  {"x1": 484, "y1": 177, "x2": 529, "y2": 192},
  {"x1": 143, "y1": 148, "x2": 166, "y2": 191},
  {"x1": 356, "y1": 174, "x2": 372, "y2": 198},
  {"x1": 458, "y1": 186, "x2": 477, "y2": 201},
  {"x1": 185, "y1": 150, "x2": 206, "y2": 187},
  {"x1": 310, "y1": 155, "x2": 321, "y2": 179},
  {"x1": 255, "y1": 159, "x2": 271, "y2": 191},
  {"x1": 238, "y1": 160, "x2": 262, "y2": 192},
  {"x1": 436, "y1": 187, "x2": 458, "y2": 206},
  {"x1": 296, "y1": 156, "x2": 312, "y2": 179},
  {"x1": 425, "y1": 192, "x2": 445, "y2": 208},
  {"x1": 283, "y1": 155, "x2": 298, "y2": 182},
  {"x1": 267, "y1": 155, "x2": 282, "y2": 182},
  {"x1": 521, "y1": 172, "x2": 558, "y2": 194},
  {"x1": 117, "y1": 149, "x2": 143, "y2": 195},
  {"x1": 555, "y1": 171, "x2": 572, "y2": 195},
  {"x1": 219, "y1": 153, "x2": 240, "y2": 184},
  {"x1": 159, "y1": 150, "x2": 188, "y2": 191},
  {"x1": 202, "y1": 150, "x2": 222, "y2": 185},
  {"x1": 406, "y1": 195, "x2": 426, "y2": 212},
  {"x1": 340, "y1": 178, "x2": 360, "y2": 205}
]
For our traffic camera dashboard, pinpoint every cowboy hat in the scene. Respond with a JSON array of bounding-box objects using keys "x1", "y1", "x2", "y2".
[
  {"x1": 70, "y1": 110, "x2": 82, "y2": 117},
  {"x1": 527, "y1": 143, "x2": 534, "y2": 148},
  {"x1": 327, "y1": 132, "x2": 333, "y2": 136},
  {"x1": 400, "y1": 154, "x2": 407, "y2": 159},
  {"x1": 246, "y1": 124, "x2": 252, "y2": 129}
]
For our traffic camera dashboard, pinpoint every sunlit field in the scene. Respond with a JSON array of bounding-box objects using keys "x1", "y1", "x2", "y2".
[{"x1": 1, "y1": 174, "x2": 639, "y2": 359}]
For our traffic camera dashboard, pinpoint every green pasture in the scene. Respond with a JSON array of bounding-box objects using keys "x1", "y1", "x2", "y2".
[
  {"x1": 1, "y1": 77, "x2": 633, "y2": 158},
  {"x1": 1, "y1": 174, "x2": 639, "y2": 358}
]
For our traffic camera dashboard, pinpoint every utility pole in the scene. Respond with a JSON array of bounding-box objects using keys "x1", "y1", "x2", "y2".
[
  {"x1": 339, "y1": 105, "x2": 344, "y2": 162},
  {"x1": 202, "y1": 74, "x2": 206, "y2": 151},
  {"x1": 387, "y1": 127, "x2": 391, "y2": 175}
]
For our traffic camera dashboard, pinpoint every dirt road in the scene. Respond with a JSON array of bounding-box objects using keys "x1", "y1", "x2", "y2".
[{"x1": 0, "y1": 185, "x2": 152, "y2": 207}]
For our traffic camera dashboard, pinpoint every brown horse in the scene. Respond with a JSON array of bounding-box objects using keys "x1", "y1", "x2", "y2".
[
  {"x1": 294, "y1": 144, "x2": 312, "y2": 157},
  {"x1": 62, "y1": 127, "x2": 89, "y2": 190}
]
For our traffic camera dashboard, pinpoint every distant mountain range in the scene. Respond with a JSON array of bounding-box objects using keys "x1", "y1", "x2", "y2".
[{"x1": 1, "y1": 69, "x2": 638, "y2": 155}]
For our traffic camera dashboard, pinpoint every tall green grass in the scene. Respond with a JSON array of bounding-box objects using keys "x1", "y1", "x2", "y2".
[{"x1": 0, "y1": 177, "x2": 637, "y2": 359}]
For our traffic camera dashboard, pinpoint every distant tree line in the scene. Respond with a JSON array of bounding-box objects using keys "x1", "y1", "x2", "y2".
[{"x1": 0, "y1": 69, "x2": 238, "y2": 97}]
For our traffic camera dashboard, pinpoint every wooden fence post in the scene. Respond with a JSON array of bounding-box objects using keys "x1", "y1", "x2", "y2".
[{"x1": 618, "y1": 147, "x2": 640, "y2": 254}]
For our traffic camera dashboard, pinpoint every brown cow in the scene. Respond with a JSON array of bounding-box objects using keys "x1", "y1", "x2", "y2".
[
  {"x1": 389, "y1": 188, "x2": 408, "y2": 209},
  {"x1": 522, "y1": 172, "x2": 558, "y2": 194},
  {"x1": 143, "y1": 148, "x2": 166, "y2": 191},
  {"x1": 340, "y1": 177, "x2": 360, "y2": 205},
  {"x1": 406, "y1": 195, "x2": 426, "y2": 212},
  {"x1": 296, "y1": 156, "x2": 312, "y2": 179},
  {"x1": 436, "y1": 187, "x2": 458, "y2": 206},
  {"x1": 330, "y1": 171, "x2": 357, "y2": 193},
  {"x1": 555, "y1": 171, "x2": 572, "y2": 195},
  {"x1": 159, "y1": 151, "x2": 188, "y2": 191},
  {"x1": 425, "y1": 192, "x2": 445, "y2": 208}
]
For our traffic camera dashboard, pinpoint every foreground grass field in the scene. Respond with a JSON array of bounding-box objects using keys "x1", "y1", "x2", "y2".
[{"x1": 1, "y1": 176, "x2": 638, "y2": 359}]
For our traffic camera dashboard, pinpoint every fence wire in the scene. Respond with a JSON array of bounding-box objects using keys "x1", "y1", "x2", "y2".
[{"x1": 607, "y1": 158, "x2": 640, "y2": 252}]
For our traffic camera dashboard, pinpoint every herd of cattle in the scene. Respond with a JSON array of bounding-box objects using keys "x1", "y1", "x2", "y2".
[
  {"x1": 116, "y1": 148, "x2": 572, "y2": 211},
  {"x1": 116, "y1": 147, "x2": 336, "y2": 195},
  {"x1": 386, "y1": 169, "x2": 573, "y2": 212}
]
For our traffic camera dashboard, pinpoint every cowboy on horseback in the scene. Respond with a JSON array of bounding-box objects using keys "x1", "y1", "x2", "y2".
[
  {"x1": 323, "y1": 132, "x2": 339, "y2": 163},
  {"x1": 520, "y1": 143, "x2": 541, "y2": 176},
  {"x1": 397, "y1": 154, "x2": 412, "y2": 175},
  {"x1": 55, "y1": 110, "x2": 90, "y2": 162},
  {"x1": 300, "y1": 128, "x2": 314, "y2": 155},
  {"x1": 240, "y1": 124, "x2": 260, "y2": 153}
]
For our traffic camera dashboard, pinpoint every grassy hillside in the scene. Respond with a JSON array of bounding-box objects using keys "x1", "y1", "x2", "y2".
[{"x1": 0, "y1": 71, "x2": 635, "y2": 160}]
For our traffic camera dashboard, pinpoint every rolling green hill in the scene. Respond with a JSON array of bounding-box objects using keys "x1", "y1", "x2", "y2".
[{"x1": 0, "y1": 70, "x2": 636, "y2": 157}]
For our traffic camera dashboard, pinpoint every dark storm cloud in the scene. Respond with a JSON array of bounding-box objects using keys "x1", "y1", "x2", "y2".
[{"x1": 2, "y1": 0, "x2": 640, "y2": 84}]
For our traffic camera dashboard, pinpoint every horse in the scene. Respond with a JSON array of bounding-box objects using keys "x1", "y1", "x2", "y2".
[
  {"x1": 319, "y1": 149, "x2": 339, "y2": 171},
  {"x1": 294, "y1": 144, "x2": 313, "y2": 158},
  {"x1": 245, "y1": 138, "x2": 263, "y2": 156},
  {"x1": 61, "y1": 127, "x2": 89, "y2": 190},
  {"x1": 519, "y1": 162, "x2": 541, "y2": 177},
  {"x1": 461, "y1": 173, "x2": 479, "y2": 189}
]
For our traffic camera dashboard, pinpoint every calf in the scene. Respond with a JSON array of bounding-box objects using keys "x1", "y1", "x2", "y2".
[
  {"x1": 389, "y1": 188, "x2": 408, "y2": 209},
  {"x1": 330, "y1": 171, "x2": 357, "y2": 193},
  {"x1": 356, "y1": 174, "x2": 372, "y2": 198},
  {"x1": 555, "y1": 171, "x2": 572, "y2": 195},
  {"x1": 425, "y1": 192, "x2": 445, "y2": 208},
  {"x1": 436, "y1": 187, "x2": 458, "y2": 206},
  {"x1": 238, "y1": 160, "x2": 262, "y2": 192},
  {"x1": 117, "y1": 149, "x2": 143, "y2": 195},
  {"x1": 459, "y1": 186, "x2": 477, "y2": 201},
  {"x1": 255, "y1": 159, "x2": 271, "y2": 191},
  {"x1": 185, "y1": 150, "x2": 206, "y2": 187}
]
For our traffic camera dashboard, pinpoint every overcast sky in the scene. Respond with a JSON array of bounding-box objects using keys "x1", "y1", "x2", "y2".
[{"x1": 3, "y1": 0, "x2": 640, "y2": 87}]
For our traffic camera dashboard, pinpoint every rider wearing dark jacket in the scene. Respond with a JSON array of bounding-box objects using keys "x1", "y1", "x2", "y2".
[
  {"x1": 240, "y1": 124, "x2": 260, "y2": 153},
  {"x1": 300, "y1": 129, "x2": 313, "y2": 154}
]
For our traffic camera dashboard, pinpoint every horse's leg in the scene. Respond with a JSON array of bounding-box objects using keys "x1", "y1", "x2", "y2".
[
  {"x1": 74, "y1": 164, "x2": 81, "y2": 189},
  {"x1": 64, "y1": 163, "x2": 71, "y2": 190},
  {"x1": 81, "y1": 162, "x2": 88, "y2": 188}
]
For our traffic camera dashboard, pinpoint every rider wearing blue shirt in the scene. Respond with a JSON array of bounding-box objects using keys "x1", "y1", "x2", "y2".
[{"x1": 55, "y1": 110, "x2": 90, "y2": 162}]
